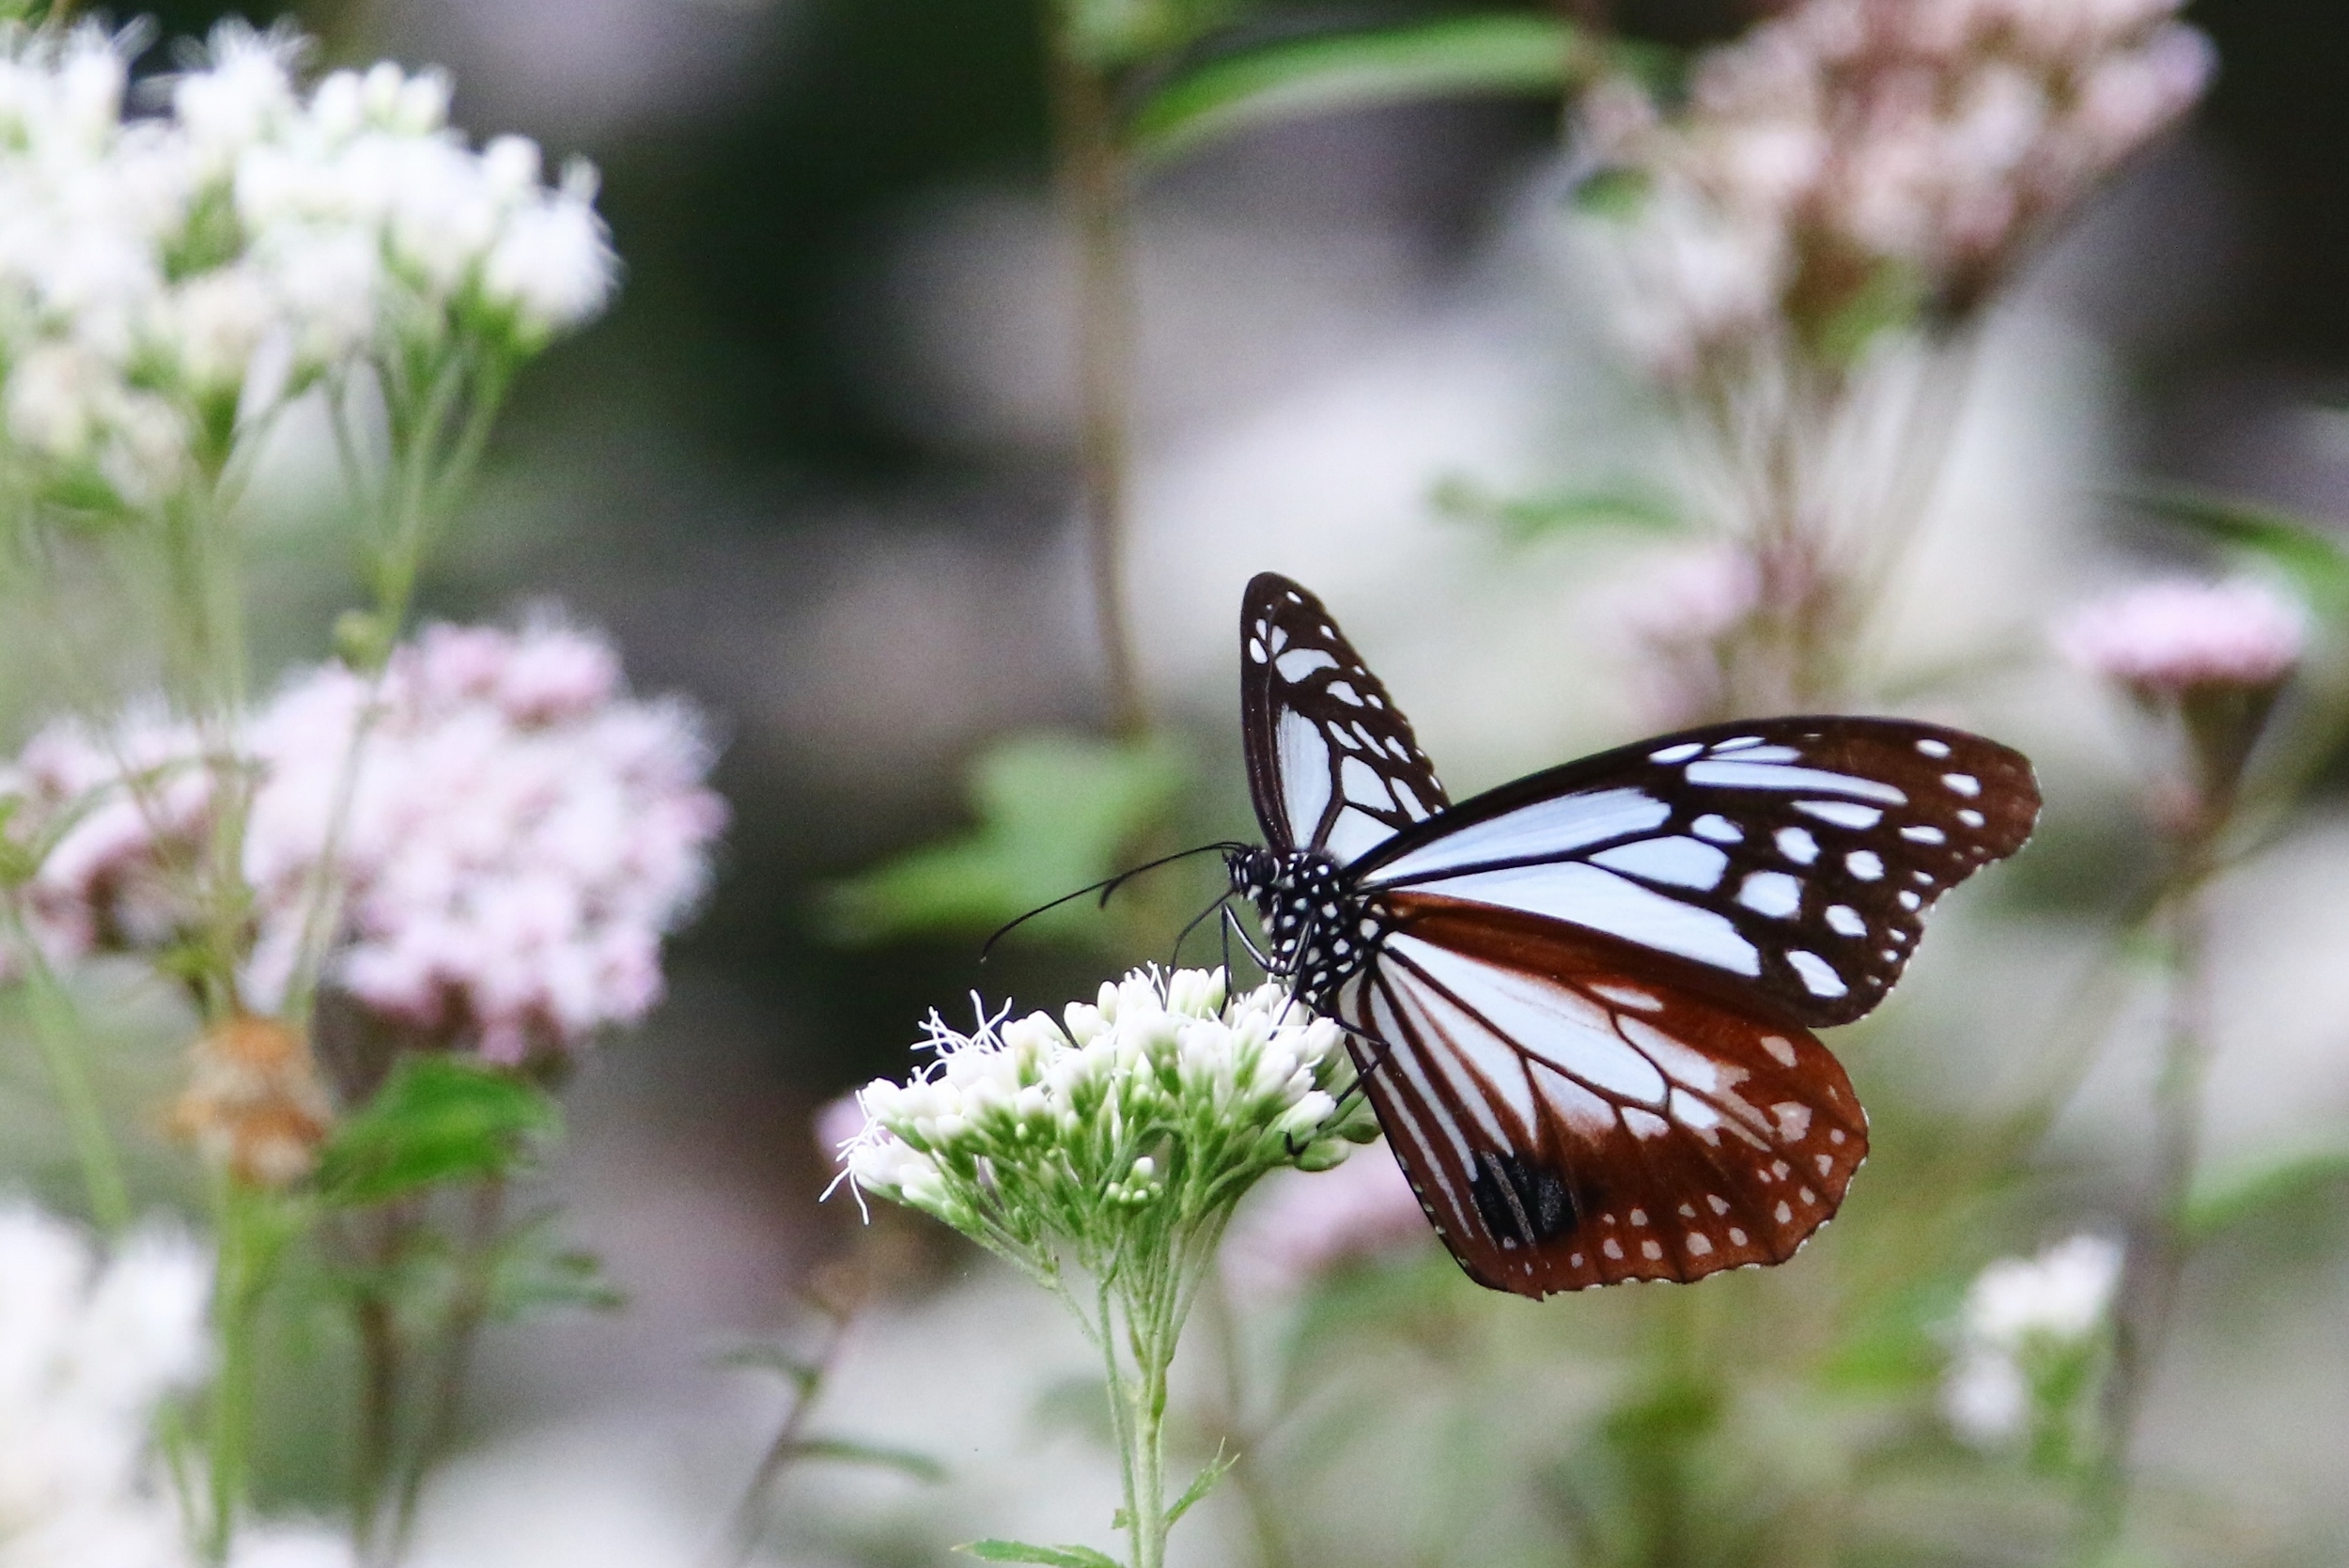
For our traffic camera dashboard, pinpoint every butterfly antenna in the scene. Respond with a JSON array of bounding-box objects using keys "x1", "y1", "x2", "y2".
[{"x1": 979, "y1": 841, "x2": 1250, "y2": 962}]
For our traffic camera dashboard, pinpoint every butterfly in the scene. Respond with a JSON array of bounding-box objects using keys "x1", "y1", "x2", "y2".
[{"x1": 1223, "y1": 572, "x2": 2040, "y2": 1296}]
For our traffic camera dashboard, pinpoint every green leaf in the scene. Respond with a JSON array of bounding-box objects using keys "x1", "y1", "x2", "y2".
[
  {"x1": 316, "y1": 1057, "x2": 559, "y2": 1207},
  {"x1": 2184, "y1": 1138, "x2": 2349, "y2": 1245},
  {"x1": 1432, "y1": 474, "x2": 1681, "y2": 542},
  {"x1": 2120, "y1": 484, "x2": 2349, "y2": 622},
  {"x1": 486, "y1": 1219, "x2": 624, "y2": 1319},
  {"x1": 718, "y1": 1343, "x2": 826, "y2": 1398},
  {"x1": 1164, "y1": 1444, "x2": 1237, "y2": 1526},
  {"x1": 957, "y1": 1541, "x2": 1123, "y2": 1568},
  {"x1": 823, "y1": 733, "x2": 1186, "y2": 945},
  {"x1": 781, "y1": 1435, "x2": 949, "y2": 1483},
  {"x1": 1130, "y1": 15, "x2": 1600, "y2": 164}
]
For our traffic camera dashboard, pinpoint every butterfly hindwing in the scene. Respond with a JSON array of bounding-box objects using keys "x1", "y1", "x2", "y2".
[
  {"x1": 1356, "y1": 717, "x2": 2039, "y2": 1029},
  {"x1": 1338, "y1": 897, "x2": 1867, "y2": 1295},
  {"x1": 1241, "y1": 573, "x2": 1449, "y2": 861}
]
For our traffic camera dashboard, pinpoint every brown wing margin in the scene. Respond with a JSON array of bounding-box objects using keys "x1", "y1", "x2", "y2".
[{"x1": 1339, "y1": 894, "x2": 1870, "y2": 1297}]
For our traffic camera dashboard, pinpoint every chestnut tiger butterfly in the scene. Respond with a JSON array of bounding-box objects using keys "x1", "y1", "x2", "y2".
[{"x1": 1222, "y1": 573, "x2": 2040, "y2": 1297}]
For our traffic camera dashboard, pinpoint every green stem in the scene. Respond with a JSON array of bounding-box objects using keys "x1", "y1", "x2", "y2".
[
  {"x1": 2086, "y1": 859, "x2": 2214, "y2": 1547},
  {"x1": 1046, "y1": 23, "x2": 1146, "y2": 740},
  {"x1": 207, "y1": 1180, "x2": 291, "y2": 1565},
  {"x1": 4, "y1": 898, "x2": 131, "y2": 1231},
  {"x1": 389, "y1": 1175, "x2": 509, "y2": 1560}
]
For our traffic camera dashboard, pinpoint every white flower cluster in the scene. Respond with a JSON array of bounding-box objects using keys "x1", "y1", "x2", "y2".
[
  {"x1": 4, "y1": 620, "x2": 725, "y2": 1063},
  {"x1": 0, "y1": 1200, "x2": 350, "y2": 1568},
  {"x1": 1942, "y1": 1233, "x2": 2124, "y2": 1446},
  {"x1": 836, "y1": 968, "x2": 1368, "y2": 1272},
  {"x1": 2056, "y1": 578, "x2": 2305, "y2": 697},
  {"x1": 1577, "y1": 0, "x2": 2213, "y2": 377},
  {"x1": 0, "y1": 21, "x2": 614, "y2": 512}
]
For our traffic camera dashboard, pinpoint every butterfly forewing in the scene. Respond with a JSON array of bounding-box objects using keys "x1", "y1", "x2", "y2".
[
  {"x1": 1241, "y1": 574, "x2": 1449, "y2": 861},
  {"x1": 1340, "y1": 898, "x2": 1867, "y2": 1294},
  {"x1": 1356, "y1": 717, "x2": 2039, "y2": 1029}
]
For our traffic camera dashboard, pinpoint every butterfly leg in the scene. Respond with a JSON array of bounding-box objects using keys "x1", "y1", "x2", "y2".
[{"x1": 1221, "y1": 905, "x2": 1274, "y2": 981}]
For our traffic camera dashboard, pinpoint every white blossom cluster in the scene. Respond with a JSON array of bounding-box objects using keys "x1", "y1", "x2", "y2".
[
  {"x1": 835, "y1": 968, "x2": 1371, "y2": 1277},
  {"x1": 2056, "y1": 577, "x2": 2305, "y2": 697},
  {"x1": 4, "y1": 620, "x2": 725, "y2": 1063},
  {"x1": 1576, "y1": 0, "x2": 2213, "y2": 377},
  {"x1": 0, "y1": 1200, "x2": 350, "y2": 1568},
  {"x1": 0, "y1": 20, "x2": 614, "y2": 513},
  {"x1": 1942, "y1": 1233, "x2": 2124, "y2": 1446}
]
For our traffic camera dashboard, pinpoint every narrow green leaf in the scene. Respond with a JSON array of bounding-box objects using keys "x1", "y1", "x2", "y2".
[
  {"x1": 823, "y1": 733, "x2": 1186, "y2": 945},
  {"x1": 1164, "y1": 1444, "x2": 1237, "y2": 1526},
  {"x1": 1433, "y1": 474, "x2": 1681, "y2": 541},
  {"x1": 718, "y1": 1343, "x2": 826, "y2": 1397},
  {"x1": 316, "y1": 1057, "x2": 559, "y2": 1207},
  {"x1": 782, "y1": 1435, "x2": 949, "y2": 1483},
  {"x1": 2120, "y1": 485, "x2": 2349, "y2": 621},
  {"x1": 2184, "y1": 1140, "x2": 2349, "y2": 1244},
  {"x1": 957, "y1": 1541, "x2": 1123, "y2": 1568},
  {"x1": 1131, "y1": 16, "x2": 1599, "y2": 164}
]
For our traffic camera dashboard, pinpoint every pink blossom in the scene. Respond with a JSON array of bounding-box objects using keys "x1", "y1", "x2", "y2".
[
  {"x1": 1221, "y1": 1146, "x2": 1429, "y2": 1298},
  {"x1": 2, "y1": 618, "x2": 727, "y2": 1062},
  {"x1": 2055, "y1": 579, "x2": 2305, "y2": 695},
  {"x1": 1578, "y1": 0, "x2": 2213, "y2": 376}
]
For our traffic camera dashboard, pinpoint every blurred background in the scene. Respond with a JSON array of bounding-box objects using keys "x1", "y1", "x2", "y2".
[{"x1": 15, "y1": 0, "x2": 2349, "y2": 1562}]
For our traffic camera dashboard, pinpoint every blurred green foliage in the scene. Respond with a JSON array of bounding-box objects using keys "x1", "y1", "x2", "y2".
[{"x1": 823, "y1": 732, "x2": 1188, "y2": 945}]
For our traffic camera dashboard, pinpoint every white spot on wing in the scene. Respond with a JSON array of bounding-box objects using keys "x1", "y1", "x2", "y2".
[
  {"x1": 1772, "y1": 1102, "x2": 1812, "y2": 1141},
  {"x1": 1531, "y1": 1062, "x2": 1617, "y2": 1135},
  {"x1": 1321, "y1": 809, "x2": 1392, "y2": 864},
  {"x1": 1685, "y1": 760, "x2": 1907, "y2": 803},
  {"x1": 1760, "y1": 1034, "x2": 1797, "y2": 1067},
  {"x1": 1775, "y1": 826, "x2": 1819, "y2": 864},
  {"x1": 1591, "y1": 836, "x2": 1729, "y2": 889},
  {"x1": 1916, "y1": 738, "x2": 1952, "y2": 757},
  {"x1": 1688, "y1": 1233, "x2": 1714, "y2": 1256},
  {"x1": 1339, "y1": 755, "x2": 1393, "y2": 812},
  {"x1": 1738, "y1": 871, "x2": 1803, "y2": 919},
  {"x1": 1392, "y1": 939, "x2": 1666, "y2": 1108},
  {"x1": 1942, "y1": 772, "x2": 1981, "y2": 797},
  {"x1": 1692, "y1": 814, "x2": 1745, "y2": 843},
  {"x1": 1845, "y1": 850, "x2": 1884, "y2": 880},
  {"x1": 1796, "y1": 800, "x2": 1882, "y2": 830},
  {"x1": 1649, "y1": 742, "x2": 1703, "y2": 763},
  {"x1": 1409, "y1": 862, "x2": 1761, "y2": 974},
  {"x1": 1787, "y1": 951, "x2": 1846, "y2": 998},
  {"x1": 1275, "y1": 647, "x2": 1338, "y2": 681},
  {"x1": 1369, "y1": 789, "x2": 1670, "y2": 881},
  {"x1": 1825, "y1": 905, "x2": 1864, "y2": 937},
  {"x1": 1276, "y1": 709, "x2": 1333, "y2": 846},
  {"x1": 1901, "y1": 825, "x2": 1946, "y2": 844},
  {"x1": 1327, "y1": 680, "x2": 1364, "y2": 706},
  {"x1": 1625, "y1": 1109, "x2": 1671, "y2": 1140}
]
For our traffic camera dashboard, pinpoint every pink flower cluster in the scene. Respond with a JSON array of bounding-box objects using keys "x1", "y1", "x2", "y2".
[
  {"x1": 2055, "y1": 579, "x2": 2305, "y2": 696},
  {"x1": 1579, "y1": 0, "x2": 2212, "y2": 376},
  {"x1": 5, "y1": 621, "x2": 727, "y2": 1063}
]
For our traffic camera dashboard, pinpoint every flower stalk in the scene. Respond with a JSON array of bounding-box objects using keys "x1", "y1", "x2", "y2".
[{"x1": 837, "y1": 968, "x2": 1375, "y2": 1567}]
